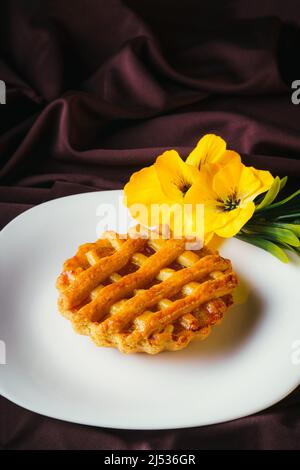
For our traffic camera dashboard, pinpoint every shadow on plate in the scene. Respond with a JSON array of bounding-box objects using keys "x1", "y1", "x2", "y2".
[
  {"x1": 170, "y1": 275, "x2": 264, "y2": 362},
  {"x1": 92, "y1": 273, "x2": 264, "y2": 366}
]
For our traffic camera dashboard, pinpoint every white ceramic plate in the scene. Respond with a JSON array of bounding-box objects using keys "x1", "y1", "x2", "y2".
[{"x1": 1, "y1": 190, "x2": 300, "y2": 430}]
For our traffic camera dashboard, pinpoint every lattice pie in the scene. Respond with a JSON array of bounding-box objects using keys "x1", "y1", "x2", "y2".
[{"x1": 56, "y1": 226, "x2": 238, "y2": 354}]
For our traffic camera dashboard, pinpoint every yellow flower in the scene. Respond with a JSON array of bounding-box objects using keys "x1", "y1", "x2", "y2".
[
  {"x1": 154, "y1": 150, "x2": 200, "y2": 201},
  {"x1": 187, "y1": 160, "x2": 274, "y2": 237},
  {"x1": 186, "y1": 134, "x2": 241, "y2": 169},
  {"x1": 124, "y1": 135, "x2": 239, "y2": 211},
  {"x1": 123, "y1": 133, "x2": 274, "y2": 241},
  {"x1": 124, "y1": 149, "x2": 200, "y2": 230}
]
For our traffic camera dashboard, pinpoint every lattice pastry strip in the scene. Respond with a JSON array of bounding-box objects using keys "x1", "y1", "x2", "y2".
[
  {"x1": 96, "y1": 235, "x2": 227, "y2": 331},
  {"x1": 57, "y1": 227, "x2": 238, "y2": 354}
]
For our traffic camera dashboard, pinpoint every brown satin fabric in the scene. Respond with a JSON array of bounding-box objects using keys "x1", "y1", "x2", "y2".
[{"x1": 0, "y1": 0, "x2": 300, "y2": 450}]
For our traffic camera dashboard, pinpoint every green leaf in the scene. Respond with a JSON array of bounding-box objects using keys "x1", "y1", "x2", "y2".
[
  {"x1": 278, "y1": 242, "x2": 300, "y2": 256},
  {"x1": 236, "y1": 234, "x2": 289, "y2": 263},
  {"x1": 255, "y1": 176, "x2": 281, "y2": 211},
  {"x1": 280, "y1": 176, "x2": 288, "y2": 190},
  {"x1": 244, "y1": 224, "x2": 300, "y2": 247},
  {"x1": 254, "y1": 206, "x2": 300, "y2": 221},
  {"x1": 277, "y1": 212, "x2": 300, "y2": 220},
  {"x1": 261, "y1": 189, "x2": 300, "y2": 211},
  {"x1": 268, "y1": 222, "x2": 300, "y2": 237}
]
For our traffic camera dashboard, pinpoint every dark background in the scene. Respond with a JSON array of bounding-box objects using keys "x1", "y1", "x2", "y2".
[{"x1": 0, "y1": 0, "x2": 300, "y2": 450}]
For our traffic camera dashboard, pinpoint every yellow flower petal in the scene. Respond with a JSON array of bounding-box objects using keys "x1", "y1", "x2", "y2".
[
  {"x1": 184, "y1": 168, "x2": 217, "y2": 204},
  {"x1": 237, "y1": 165, "x2": 262, "y2": 201},
  {"x1": 212, "y1": 161, "x2": 243, "y2": 200},
  {"x1": 186, "y1": 134, "x2": 227, "y2": 168},
  {"x1": 213, "y1": 202, "x2": 255, "y2": 238},
  {"x1": 220, "y1": 150, "x2": 241, "y2": 166},
  {"x1": 155, "y1": 150, "x2": 199, "y2": 201},
  {"x1": 124, "y1": 165, "x2": 171, "y2": 227},
  {"x1": 249, "y1": 167, "x2": 274, "y2": 199},
  {"x1": 124, "y1": 165, "x2": 170, "y2": 206},
  {"x1": 237, "y1": 166, "x2": 274, "y2": 202}
]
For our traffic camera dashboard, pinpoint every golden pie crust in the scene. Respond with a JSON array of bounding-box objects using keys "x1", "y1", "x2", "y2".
[{"x1": 56, "y1": 226, "x2": 238, "y2": 354}]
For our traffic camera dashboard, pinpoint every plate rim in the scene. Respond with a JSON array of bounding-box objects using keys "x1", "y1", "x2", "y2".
[{"x1": 0, "y1": 380, "x2": 299, "y2": 430}]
